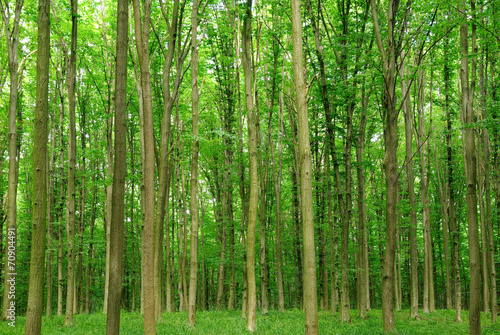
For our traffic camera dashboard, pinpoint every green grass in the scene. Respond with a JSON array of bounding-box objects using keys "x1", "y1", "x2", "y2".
[{"x1": 0, "y1": 309, "x2": 499, "y2": 334}]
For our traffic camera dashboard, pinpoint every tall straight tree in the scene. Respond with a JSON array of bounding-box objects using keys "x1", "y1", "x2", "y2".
[
  {"x1": 371, "y1": 0, "x2": 409, "y2": 331},
  {"x1": 401, "y1": 59, "x2": 419, "y2": 319},
  {"x1": 64, "y1": 0, "x2": 78, "y2": 325},
  {"x1": 24, "y1": 0, "x2": 50, "y2": 331},
  {"x1": 0, "y1": 0, "x2": 23, "y2": 321},
  {"x1": 188, "y1": 0, "x2": 200, "y2": 326},
  {"x1": 132, "y1": 0, "x2": 155, "y2": 331},
  {"x1": 443, "y1": 27, "x2": 461, "y2": 322},
  {"x1": 459, "y1": 0, "x2": 480, "y2": 333},
  {"x1": 241, "y1": 0, "x2": 258, "y2": 330},
  {"x1": 482, "y1": 52, "x2": 498, "y2": 323},
  {"x1": 290, "y1": 0, "x2": 318, "y2": 333},
  {"x1": 156, "y1": 0, "x2": 188, "y2": 316},
  {"x1": 105, "y1": 0, "x2": 128, "y2": 331}
]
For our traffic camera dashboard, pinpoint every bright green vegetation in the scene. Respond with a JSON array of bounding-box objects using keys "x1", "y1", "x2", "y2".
[{"x1": 0, "y1": 310, "x2": 498, "y2": 334}]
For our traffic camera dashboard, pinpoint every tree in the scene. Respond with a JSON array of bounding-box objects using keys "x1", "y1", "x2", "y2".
[
  {"x1": 24, "y1": 0, "x2": 50, "y2": 331},
  {"x1": 241, "y1": 0, "x2": 258, "y2": 330},
  {"x1": 105, "y1": 0, "x2": 128, "y2": 330},
  {"x1": 291, "y1": 0, "x2": 318, "y2": 333},
  {"x1": 0, "y1": 0, "x2": 23, "y2": 321},
  {"x1": 401, "y1": 58, "x2": 419, "y2": 319},
  {"x1": 188, "y1": 0, "x2": 200, "y2": 326},
  {"x1": 371, "y1": 0, "x2": 409, "y2": 331},
  {"x1": 459, "y1": 0, "x2": 480, "y2": 333},
  {"x1": 64, "y1": 0, "x2": 78, "y2": 325},
  {"x1": 131, "y1": 0, "x2": 155, "y2": 331}
]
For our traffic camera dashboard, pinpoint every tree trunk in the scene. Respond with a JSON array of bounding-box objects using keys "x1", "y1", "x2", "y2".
[
  {"x1": 401, "y1": 58, "x2": 419, "y2": 319},
  {"x1": 484, "y1": 69, "x2": 498, "y2": 323},
  {"x1": 0, "y1": 0, "x2": 22, "y2": 321},
  {"x1": 272, "y1": 72, "x2": 285, "y2": 312},
  {"x1": 291, "y1": 0, "x2": 318, "y2": 332},
  {"x1": 371, "y1": 0, "x2": 402, "y2": 331},
  {"x1": 64, "y1": 0, "x2": 78, "y2": 325},
  {"x1": 257, "y1": 106, "x2": 269, "y2": 316},
  {"x1": 188, "y1": 0, "x2": 200, "y2": 325},
  {"x1": 460, "y1": 1, "x2": 480, "y2": 333},
  {"x1": 443, "y1": 31, "x2": 462, "y2": 322},
  {"x1": 24, "y1": 0, "x2": 50, "y2": 331},
  {"x1": 242, "y1": 0, "x2": 258, "y2": 330},
  {"x1": 105, "y1": 0, "x2": 127, "y2": 330},
  {"x1": 46, "y1": 117, "x2": 56, "y2": 317},
  {"x1": 77, "y1": 93, "x2": 86, "y2": 314},
  {"x1": 132, "y1": 0, "x2": 156, "y2": 331},
  {"x1": 86, "y1": 161, "x2": 97, "y2": 314},
  {"x1": 57, "y1": 101, "x2": 65, "y2": 316},
  {"x1": 480, "y1": 49, "x2": 497, "y2": 322},
  {"x1": 355, "y1": 78, "x2": 369, "y2": 319},
  {"x1": 98, "y1": 0, "x2": 115, "y2": 312}
]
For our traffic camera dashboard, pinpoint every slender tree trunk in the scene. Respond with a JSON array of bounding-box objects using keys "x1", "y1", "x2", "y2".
[
  {"x1": 257, "y1": 109, "x2": 269, "y2": 316},
  {"x1": 327, "y1": 153, "x2": 338, "y2": 314},
  {"x1": 394, "y1": 224, "x2": 401, "y2": 312},
  {"x1": 156, "y1": 0, "x2": 184, "y2": 319},
  {"x1": 200, "y1": 193, "x2": 207, "y2": 311},
  {"x1": 99, "y1": 0, "x2": 115, "y2": 312},
  {"x1": 181, "y1": 171, "x2": 189, "y2": 310},
  {"x1": 272, "y1": 74, "x2": 285, "y2": 312},
  {"x1": 86, "y1": 162, "x2": 97, "y2": 314},
  {"x1": 24, "y1": 0, "x2": 50, "y2": 331},
  {"x1": 478, "y1": 137, "x2": 490, "y2": 313},
  {"x1": 64, "y1": 0, "x2": 78, "y2": 325},
  {"x1": 132, "y1": 0, "x2": 156, "y2": 331},
  {"x1": 434, "y1": 142, "x2": 452, "y2": 310},
  {"x1": 480, "y1": 50, "x2": 498, "y2": 322},
  {"x1": 355, "y1": 80, "x2": 369, "y2": 319},
  {"x1": 242, "y1": 0, "x2": 258, "y2": 330},
  {"x1": 188, "y1": 0, "x2": 200, "y2": 325},
  {"x1": 291, "y1": 0, "x2": 318, "y2": 332},
  {"x1": 443, "y1": 32, "x2": 462, "y2": 322},
  {"x1": 46, "y1": 117, "x2": 56, "y2": 317},
  {"x1": 371, "y1": 0, "x2": 402, "y2": 330},
  {"x1": 57, "y1": 105, "x2": 64, "y2": 316},
  {"x1": 105, "y1": 0, "x2": 127, "y2": 330},
  {"x1": 402, "y1": 58, "x2": 419, "y2": 319},
  {"x1": 77, "y1": 95, "x2": 86, "y2": 314},
  {"x1": 0, "y1": 0, "x2": 23, "y2": 321},
  {"x1": 485, "y1": 121, "x2": 498, "y2": 321},
  {"x1": 460, "y1": 1, "x2": 480, "y2": 333},
  {"x1": 235, "y1": 9, "x2": 248, "y2": 317}
]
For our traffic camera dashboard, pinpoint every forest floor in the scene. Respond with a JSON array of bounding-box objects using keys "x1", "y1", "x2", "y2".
[{"x1": 0, "y1": 308, "x2": 499, "y2": 334}]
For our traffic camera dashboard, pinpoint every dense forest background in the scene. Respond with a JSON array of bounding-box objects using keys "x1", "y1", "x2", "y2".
[{"x1": 0, "y1": 0, "x2": 499, "y2": 333}]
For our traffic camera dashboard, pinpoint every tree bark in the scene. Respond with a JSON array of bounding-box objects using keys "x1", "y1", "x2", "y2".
[
  {"x1": 371, "y1": 0, "x2": 403, "y2": 331},
  {"x1": 24, "y1": 0, "x2": 50, "y2": 331},
  {"x1": 272, "y1": 71, "x2": 285, "y2": 312},
  {"x1": 0, "y1": 0, "x2": 23, "y2": 321},
  {"x1": 57, "y1": 93, "x2": 65, "y2": 316},
  {"x1": 46, "y1": 114, "x2": 56, "y2": 317},
  {"x1": 483, "y1": 55, "x2": 498, "y2": 324},
  {"x1": 242, "y1": 0, "x2": 258, "y2": 330},
  {"x1": 291, "y1": 0, "x2": 319, "y2": 332},
  {"x1": 64, "y1": 0, "x2": 78, "y2": 325},
  {"x1": 443, "y1": 30, "x2": 462, "y2": 322},
  {"x1": 105, "y1": 0, "x2": 128, "y2": 330},
  {"x1": 460, "y1": 1, "x2": 480, "y2": 333},
  {"x1": 132, "y1": 0, "x2": 156, "y2": 331},
  {"x1": 402, "y1": 59, "x2": 419, "y2": 319},
  {"x1": 188, "y1": 0, "x2": 200, "y2": 326}
]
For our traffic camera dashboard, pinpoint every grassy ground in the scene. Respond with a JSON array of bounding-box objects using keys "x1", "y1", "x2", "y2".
[{"x1": 0, "y1": 309, "x2": 499, "y2": 334}]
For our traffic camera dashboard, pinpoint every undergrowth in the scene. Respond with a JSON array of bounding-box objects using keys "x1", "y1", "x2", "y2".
[{"x1": 0, "y1": 308, "x2": 498, "y2": 334}]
